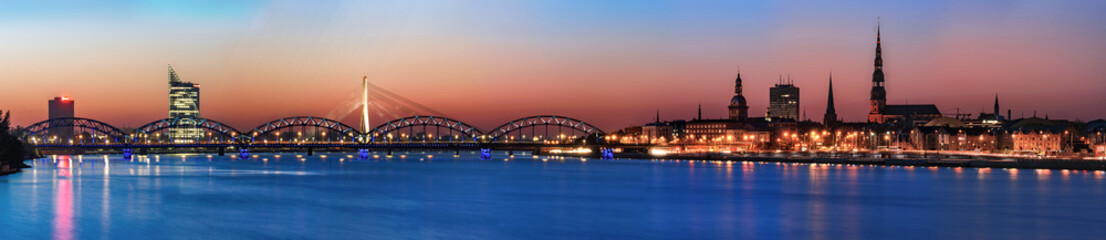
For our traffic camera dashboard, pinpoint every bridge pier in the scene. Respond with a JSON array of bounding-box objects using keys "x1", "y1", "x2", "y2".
[
  {"x1": 386, "y1": 149, "x2": 393, "y2": 158},
  {"x1": 218, "y1": 147, "x2": 225, "y2": 156},
  {"x1": 601, "y1": 148, "x2": 614, "y2": 160},
  {"x1": 307, "y1": 147, "x2": 314, "y2": 156},
  {"x1": 454, "y1": 149, "x2": 460, "y2": 157},
  {"x1": 480, "y1": 148, "x2": 491, "y2": 160}
]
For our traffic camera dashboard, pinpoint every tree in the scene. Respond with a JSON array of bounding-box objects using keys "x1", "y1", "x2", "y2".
[{"x1": 0, "y1": 110, "x2": 31, "y2": 169}]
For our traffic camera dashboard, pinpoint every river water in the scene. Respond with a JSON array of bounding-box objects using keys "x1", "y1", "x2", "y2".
[{"x1": 2, "y1": 151, "x2": 1105, "y2": 239}]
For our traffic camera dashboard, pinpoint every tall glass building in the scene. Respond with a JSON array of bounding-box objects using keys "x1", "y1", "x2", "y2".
[{"x1": 168, "y1": 64, "x2": 203, "y2": 143}]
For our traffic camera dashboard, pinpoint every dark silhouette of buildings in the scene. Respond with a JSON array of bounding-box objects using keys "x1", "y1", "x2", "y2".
[{"x1": 979, "y1": 94, "x2": 1003, "y2": 121}]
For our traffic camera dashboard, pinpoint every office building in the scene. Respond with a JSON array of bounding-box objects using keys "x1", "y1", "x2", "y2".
[{"x1": 168, "y1": 64, "x2": 203, "y2": 143}]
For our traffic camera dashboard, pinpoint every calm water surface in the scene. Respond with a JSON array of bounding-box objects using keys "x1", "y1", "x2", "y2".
[{"x1": 2, "y1": 151, "x2": 1106, "y2": 239}]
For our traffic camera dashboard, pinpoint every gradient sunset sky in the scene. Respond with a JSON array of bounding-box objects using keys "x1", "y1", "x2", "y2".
[{"x1": 2, "y1": 0, "x2": 1104, "y2": 131}]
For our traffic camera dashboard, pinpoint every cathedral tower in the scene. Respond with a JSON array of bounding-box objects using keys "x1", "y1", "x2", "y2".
[
  {"x1": 868, "y1": 21, "x2": 887, "y2": 123},
  {"x1": 728, "y1": 72, "x2": 749, "y2": 121}
]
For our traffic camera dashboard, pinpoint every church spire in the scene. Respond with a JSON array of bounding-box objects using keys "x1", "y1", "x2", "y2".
[
  {"x1": 826, "y1": 73, "x2": 836, "y2": 114},
  {"x1": 995, "y1": 93, "x2": 1004, "y2": 115},
  {"x1": 697, "y1": 103, "x2": 702, "y2": 120},
  {"x1": 824, "y1": 73, "x2": 838, "y2": 126},
  {"x1": 868, "y1": 19, "x2": 888, "y2": 123},
  {"x1": 874, "y1": 20, "x2": 883, "y2": 79}
]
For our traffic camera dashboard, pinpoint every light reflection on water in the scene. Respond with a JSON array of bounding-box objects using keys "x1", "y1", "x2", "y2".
[{"x1": 2, "y1": 152, "x2": 1106, "y2": 239}]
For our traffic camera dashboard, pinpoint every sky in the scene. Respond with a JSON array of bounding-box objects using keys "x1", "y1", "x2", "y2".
[{"x1": 1, "y1": 0, "x2": 1104, "y2": 131}]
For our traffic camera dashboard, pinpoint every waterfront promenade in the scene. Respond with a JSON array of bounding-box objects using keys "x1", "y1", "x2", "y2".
[{"x1": 544, "y1": 149, "x2": 1106, "y2": 171}]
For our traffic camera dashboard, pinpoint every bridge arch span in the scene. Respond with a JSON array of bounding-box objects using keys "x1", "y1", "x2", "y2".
[
  {"x1": 249, "y1": 116, "x2": 361, "y2": 142},
  {"x1": 23, "y1": 117, "x2": 126, "y2": 143},
  {"x1": 369, "y1": 116, "x2": 483, "y2": 143},
  {"x1": 133, "y1": 117, "x2": 244, "y2": 142},
  {"x1": 487, "y1": 115, "x2": 604, "y2": 142}
]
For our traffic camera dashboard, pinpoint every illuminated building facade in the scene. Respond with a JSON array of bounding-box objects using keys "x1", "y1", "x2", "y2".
[
  {"x1": 1086, "y1": 120, "x2": 1106, "y2": 147},
  {"x1": 168, "y1": 64, "x2": 203, "y2": 143},
  {"x1": 684, "y1": 119, "x2": 769, "y2": 149},
  {"x1": 909, "y1": 117, "x2": 999, "y2": 151},
  {"x1": 1012, "y1": 131, "x2": 1063, "y2": 153},
  {"x1": 1008, "y1": 117, "x2": 1077, "y2": 154}
]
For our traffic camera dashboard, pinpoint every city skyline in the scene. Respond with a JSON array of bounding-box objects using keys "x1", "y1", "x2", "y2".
[
  {"x1": 3, "y1": 1, "x2": 1105, "y2": 130},
  {"x1": 5, "y1": 2, "x2": 1106, "y2": 239}
]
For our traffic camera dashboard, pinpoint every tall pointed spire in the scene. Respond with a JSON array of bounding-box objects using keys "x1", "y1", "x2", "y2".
[
  {"x1": 995, "y1": 93, "x2": 1004, "y2": 115},
  {"x1": 168, "y1": 63, "x2": 181, "y2": 83},
  {"x1": 827, "y1": 73, "x2": 835, "y2": 113},
  {"x1": 868, "y1": 18, "x2": 888, "y2": 123},
  {"x1": 824, "y1": 73, "x2": 837, "y2": 126},
  {"x1": 697, "y1": 103, "x2": 702, "y2": 120},
  {"x1": 874, "y1": 20, "x2": 883, "y2": 78}
]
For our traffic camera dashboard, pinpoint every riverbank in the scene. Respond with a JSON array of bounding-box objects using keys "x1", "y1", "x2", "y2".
[
  {"x1": 0, "y1": 163, "x2": 20, "y2": 176},
  {"x1": 544, "y1": 151, "x2": 1106, "y2": 171}
]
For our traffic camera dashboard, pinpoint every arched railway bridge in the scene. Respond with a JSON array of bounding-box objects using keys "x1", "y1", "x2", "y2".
[{"x1": 22, "y1": 115, "x2": 609, "y2": 152}]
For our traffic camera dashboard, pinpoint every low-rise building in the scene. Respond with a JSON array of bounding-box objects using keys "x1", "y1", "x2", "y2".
[
  {"x1": 910, "y1": 117, "x2": 1000, "y2": 152},
  {"x1": 1007, "y1": 117, "x2": 1078, "y2": 154}
]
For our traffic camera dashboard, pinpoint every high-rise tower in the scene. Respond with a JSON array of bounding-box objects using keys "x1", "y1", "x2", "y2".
[
  {"x1": 728, "y1": 72, "x2": 749, "y2": 121},
  {"x1": 48, "y1": 96, "x2": 75, "y2": 139},
  {"x1": 168, "y1": 64, "x2": 202, "y2": 143},
  {"x1": 824, "y1": 74, "x2": 838, "y2": 126},
  {"x1": 868, "y1": 22, "x2": 887, "y2": 123},
  {"x1": 768, "y1": 77, "x2": 800, "y2": 121}
]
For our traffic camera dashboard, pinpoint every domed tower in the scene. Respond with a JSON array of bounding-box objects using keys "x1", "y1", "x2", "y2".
[
  {"x1": 868, "y1": 21, "x2": 887, "y2": 123},
  {"x1": 728, "y1": 72, "x2": 749, "y2": 121}
]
